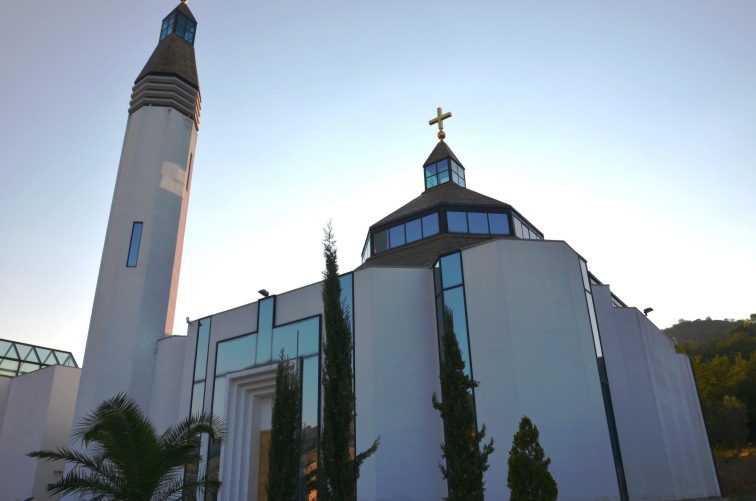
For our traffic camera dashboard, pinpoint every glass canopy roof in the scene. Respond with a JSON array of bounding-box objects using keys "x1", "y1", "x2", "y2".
[{"x1": 0, "y1": 339, "x2": 78, "y2": 378}]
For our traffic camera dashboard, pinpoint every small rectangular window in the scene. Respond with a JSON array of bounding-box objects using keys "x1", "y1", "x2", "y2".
[{"x1": 126, "y1": 222, "x2": 143, "y2": 267}]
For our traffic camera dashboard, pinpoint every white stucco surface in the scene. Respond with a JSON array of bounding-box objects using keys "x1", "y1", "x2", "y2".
[
  {"x1": 462, "y1": 239, "x2": 621, "y2": 501},
  {"x1": 0, "y1": 366, "x2": 80, "y2": 501},
  {"x1": 74, "y1": 106, "x2": 197, "y2": 428},
  {"x1": 354, "y1": 266, "x2": 445, "y2": 501},
  {"x1": 593, "y1": 284, "x2": 720, "y2": 500}
]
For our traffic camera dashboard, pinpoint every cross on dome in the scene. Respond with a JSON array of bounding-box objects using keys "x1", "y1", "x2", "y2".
[{"x1": 428, "y1": 107, "x2": 452, "y2": 141}]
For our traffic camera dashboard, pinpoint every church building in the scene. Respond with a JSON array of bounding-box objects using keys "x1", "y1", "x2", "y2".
[{"x1": 0, "y1": 3, "x2": 720, "y2": 500}]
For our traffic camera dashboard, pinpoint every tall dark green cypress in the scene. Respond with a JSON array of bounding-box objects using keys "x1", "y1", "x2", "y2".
[
  {"x1": 266, "y1": 349, "x2": 301, "y2": 501},
  {"x1": 318, "y1": 223, "x2": 379, "y2": 501},
  {"x1": 507, "y1": 416, "x2": 558, "y2": 501},
  {"x1": 432, "y1": 307, "x2": 494, "y2": 501}
]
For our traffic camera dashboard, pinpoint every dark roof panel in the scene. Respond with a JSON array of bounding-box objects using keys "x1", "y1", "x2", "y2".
[
  {"x1": 357, "y1": 234, "x2": 510, "y2": 270},
  {"x1": 423, "y1": 141, "x2": 463, "y2": 167},
  {"x1": 135, "y1": 28, "x2": 199, "y2": 90},
  {"x1": 372, "y1": 182, "x2": 510, "y2": 229},
  {"x1": 176, "y1": 2, "x2": 196, "y2": 22}
]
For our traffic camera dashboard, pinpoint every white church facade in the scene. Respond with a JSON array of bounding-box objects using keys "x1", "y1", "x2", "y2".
[{"x1": 0, "y1": 3, "x2": 720, "y2": 500}]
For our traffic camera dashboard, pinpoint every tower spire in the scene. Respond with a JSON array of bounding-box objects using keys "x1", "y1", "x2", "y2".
[
  {"x1": 129, "y1": 1, "x2": 201, "y2": 127},
  {"x1": 72, "y1": 3, "x2": 202, "y2": 427}
]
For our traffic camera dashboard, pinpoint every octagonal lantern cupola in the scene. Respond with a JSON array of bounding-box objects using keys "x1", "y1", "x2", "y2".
[
  {"x1": 423, "y1": 141, "x2": 466, "y2": 190},
  {"x1": 159, "y1": 2, "x2": 197, "y2": 45}
]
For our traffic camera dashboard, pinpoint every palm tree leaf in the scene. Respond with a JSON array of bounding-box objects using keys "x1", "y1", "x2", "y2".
[{"x1": 28, "y1": 393, "x2": 225, "y2": 501}]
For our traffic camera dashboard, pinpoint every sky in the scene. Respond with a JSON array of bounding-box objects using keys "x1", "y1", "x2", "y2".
[{"x1": 1, "y1": 0, "x2": 754, "y2": 365}]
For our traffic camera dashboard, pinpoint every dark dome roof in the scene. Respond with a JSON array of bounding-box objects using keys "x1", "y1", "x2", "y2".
[{"x1": 371, "y1": 182, "x2": 511, "y2": 230}]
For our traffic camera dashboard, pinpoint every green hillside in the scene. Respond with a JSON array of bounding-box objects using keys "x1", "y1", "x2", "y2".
[{"x1": 663, "y1": 317, "x2": 739, "y2": 346}]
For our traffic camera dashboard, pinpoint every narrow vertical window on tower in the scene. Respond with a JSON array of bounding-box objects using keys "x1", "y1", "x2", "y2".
[
  {"x1": 126, "y1": 222, "x2": 143, "y2": 267},
  {"x1": 186, "y1": 153, "x2": 193, "y2": 192}
]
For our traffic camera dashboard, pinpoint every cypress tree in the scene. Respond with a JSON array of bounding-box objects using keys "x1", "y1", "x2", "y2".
[
  {"x1": 432, "y1": 307, "x2": 494, "y2": 501},
  {"x1": 318, "y1": 223, "x2": 379, "y2": 501},
  {"x1": 507, "y1": 416, "x2": 558, "y2": 501},
  {"x1": 266, "y1": 349, "x2": 301, "y2": 501}
]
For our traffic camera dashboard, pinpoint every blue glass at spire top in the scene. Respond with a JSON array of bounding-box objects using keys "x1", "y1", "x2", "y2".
[{"x1": 160, "y1": 8, "x2": 196, "y2": 45}]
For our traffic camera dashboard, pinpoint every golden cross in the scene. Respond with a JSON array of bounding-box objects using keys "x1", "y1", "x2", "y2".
[{"x1": 428, "y1": 107, "x2": 452, "y2": 141}]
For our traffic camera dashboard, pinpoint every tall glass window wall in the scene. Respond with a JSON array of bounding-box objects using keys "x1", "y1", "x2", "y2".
[
  {"x1": 425, "y1": 158, "x2": 466, "y2": 189},
  {"x1": 184, "y1": 318, "x2": 212, "y2": 499},
  {"x1": 580, "y1": 258, "x2": 628, "y2": 501},
  {"x1": 433, "y1": 252, "x2": 474, "y2": 381},
  {"x1": 191, "y1": 274, "x2": 354, "y2": 501}
]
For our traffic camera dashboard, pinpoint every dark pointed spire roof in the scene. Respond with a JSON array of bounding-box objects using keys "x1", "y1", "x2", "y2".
[
  {"x1": 423, "y1": 141, "x2": 463, "y2": 167},
  {"x1": 129, "y1": 3, "x2": 201, "y2": 127},
  {"x1": 135, "y1": 3, "x2": 199, "y2": 90},
  {"x1": 175, "y1": 2, "x2": 196, "y2": 22}
]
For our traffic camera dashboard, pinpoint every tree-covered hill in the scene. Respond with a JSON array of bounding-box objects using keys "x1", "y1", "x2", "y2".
[
  {"x1": 673, "y1": 314, "x2": 756, "y2": 449},
  {"x1": 664, "y1": 317, "x2": 739, "y2": 346}
]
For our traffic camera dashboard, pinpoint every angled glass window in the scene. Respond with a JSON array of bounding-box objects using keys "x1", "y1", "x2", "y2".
[
  {"x1": 405, "y1": 219, "x2": 422, "y2": 243},
  {"x1": 374, "y1": 230, "x2": 388, "y2": 253},
  {"x1": 126, "y1": 222, "x2": 143, "y2": 268},
  {"x1": 447, "y1": 211, "x2": 468, "y2": 233},
  {"x1": 488, "y1": 213, "x2": 509, "y2": 235},
  {"x1": 513, "y1": 217, "x2": 524, "y2": 238},
  {"x1": 468, "y1": 212, "x2": 489, "y2": 234},
  {"x1": 389, "y1": 225, "x2": 405, "y2": 248},
  {"x1": 422, "y1": 213, "x2": 439, "y2": 237}
]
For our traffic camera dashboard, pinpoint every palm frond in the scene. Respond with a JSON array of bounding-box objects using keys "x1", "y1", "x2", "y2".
[{"x1": 28, "y1": 393, "x2": 225, "y2": 501}]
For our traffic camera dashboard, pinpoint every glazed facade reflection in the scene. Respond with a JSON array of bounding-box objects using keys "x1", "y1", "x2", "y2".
[{"x1": 186, "y1": 275, "x2": 354, "y2": 501}]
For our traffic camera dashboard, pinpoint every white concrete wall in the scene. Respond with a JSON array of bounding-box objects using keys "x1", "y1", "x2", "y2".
[
  {"x1": 149, "y1": 334, "x2": 187, "y2": 433},
  {"x1": 0, "y1": 366, "x2": 80, "y2": 501},
  {"x1": 75, "y1": 105, "x2": 197, "y2": 426},
  {"x1": 462, "y1": 239, "x2": 621, "y2": 501},
  {"x1": 593, "y1": 285, "x2": 720, "y2": 500},
  {"x1": 354, "y1": 266, "x2": 446, "y2": 501}
]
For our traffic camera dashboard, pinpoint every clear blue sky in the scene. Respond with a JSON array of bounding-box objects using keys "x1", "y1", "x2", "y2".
[{"x1": 1, "y1": 0, "x2": 754, "y2": 364}]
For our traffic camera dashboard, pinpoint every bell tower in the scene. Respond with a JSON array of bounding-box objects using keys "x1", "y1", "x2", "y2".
[{"x1": 73, "y1": 1, "x2": 201, "y2": 418}]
